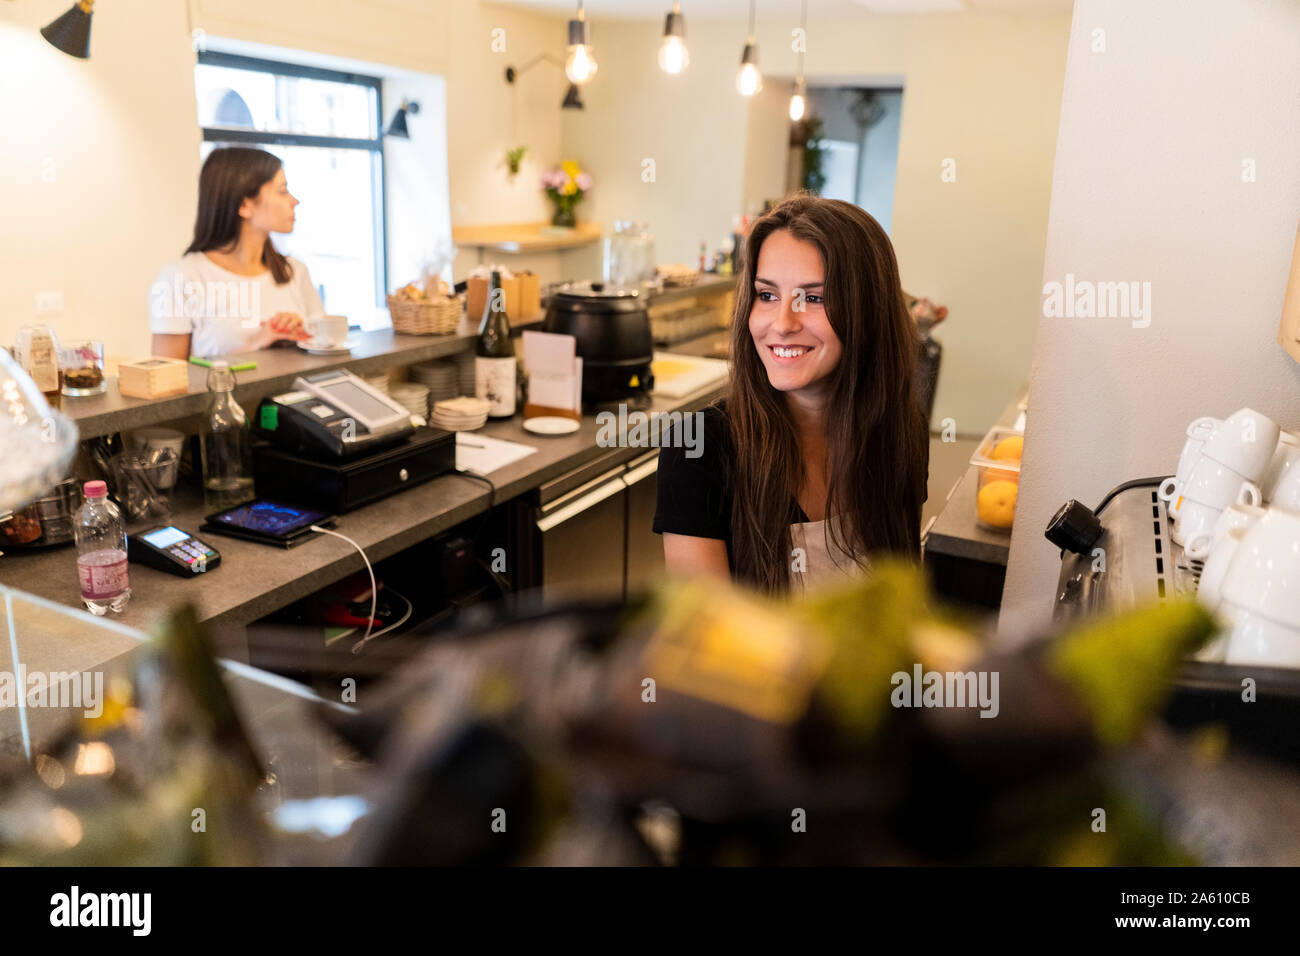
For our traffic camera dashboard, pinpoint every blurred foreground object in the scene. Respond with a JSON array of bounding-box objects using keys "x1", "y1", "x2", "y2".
[
  {"x1": 331, "y1": 561, "x2": 1300, "y2": 865},
  {"x1": 0, "y1": 346, "x2": 79, "y2": 515},
  {"x1": 0, "y1": 605, "x2": 267, "y2": 864}
]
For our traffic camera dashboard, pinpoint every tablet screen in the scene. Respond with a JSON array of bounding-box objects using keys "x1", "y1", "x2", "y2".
[{"x1": 212, "y1": 501, "x2": 328, "y2": 538}]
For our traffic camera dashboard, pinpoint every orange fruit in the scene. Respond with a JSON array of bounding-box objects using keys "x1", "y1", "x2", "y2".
[
  {"x1": 977, "y1": 479, "x2": 1018, "y2": 528},
  {"x1": 991, "y1": 435, "x2": 1024, "y2": 462}
]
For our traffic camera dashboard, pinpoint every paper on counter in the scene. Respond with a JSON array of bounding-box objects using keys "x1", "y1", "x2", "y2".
[
  {"x1": 523, "y1": 330, "x2": 581, "y2": 412},
  {"x1": 455, "y1": 432, "x2": 538, "y2": 476}
]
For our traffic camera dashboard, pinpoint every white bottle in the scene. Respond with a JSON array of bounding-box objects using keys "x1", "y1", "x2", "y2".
[{"x1": 74, "y1": 480, "x2": 131, "y2": 615}]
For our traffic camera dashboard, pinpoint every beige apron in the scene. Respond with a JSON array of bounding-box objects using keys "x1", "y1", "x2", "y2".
[{"x1": 789, "y1": 517, "x2": 871, "y2": 596}]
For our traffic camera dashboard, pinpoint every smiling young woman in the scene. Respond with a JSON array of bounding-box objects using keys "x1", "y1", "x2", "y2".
[{"x1": 653, "y1": 193, "x2": 929, "y2": 595}]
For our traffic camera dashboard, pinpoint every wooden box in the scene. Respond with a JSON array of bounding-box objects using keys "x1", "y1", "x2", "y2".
[
  {"x1": 466, "y1": 272, "x2": 540, "y2": 325},
  {"x1": 118, "y1": 356, "x2": 190, "y2": 399}
]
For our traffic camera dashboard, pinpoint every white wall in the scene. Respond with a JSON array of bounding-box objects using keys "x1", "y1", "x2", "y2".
[
  {"x1": 563, "y1": 11, "x2": 1071, "y2": 433},
  {"x1": 0, "y1": 0, "x2": 568, "y2": 361},
  {"x1": 998, "y1": 0, "x2": 1300, "y2": 643}
]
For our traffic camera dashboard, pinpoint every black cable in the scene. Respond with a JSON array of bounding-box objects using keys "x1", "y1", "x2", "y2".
[{"x1": 448, "y1": 470, "x2": 513, "y2": 601}]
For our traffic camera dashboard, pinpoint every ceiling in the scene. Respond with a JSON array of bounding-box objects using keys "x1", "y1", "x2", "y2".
[{"x1": 492, "y1": 0, "x2": 1074, "y2": 20}]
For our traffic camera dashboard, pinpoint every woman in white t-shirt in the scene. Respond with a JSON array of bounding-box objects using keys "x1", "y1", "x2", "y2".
[{"x1": 150, "y1": 147, "x2": 325, "y2": 359}]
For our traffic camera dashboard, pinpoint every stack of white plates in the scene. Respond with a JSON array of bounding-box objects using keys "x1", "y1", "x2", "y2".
[
  {"x1": 430, "y1": 396, "x2": 490, "y2": 432},
  {"x1": 363, "y1": 372, "x2": 391, "y2": 395},
  {"x1": 409, "y1": 360, "x2": 459, "y2": 403},
  {"x1": 389, "y1": 382, "x2": 430, "y2": 420},
  {"x1": 456, "y1": 352, "x2": 476, "y2": 396}
]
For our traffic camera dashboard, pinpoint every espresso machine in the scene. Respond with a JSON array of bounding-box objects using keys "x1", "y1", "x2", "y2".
[{"x1": 1045, "y1": 476, "x2": 1300, "y2": 765}]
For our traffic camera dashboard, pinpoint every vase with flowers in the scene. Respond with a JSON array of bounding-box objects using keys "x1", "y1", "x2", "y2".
[{"x1": 542, "y1": 161, "x2": 592, "y2": 228}]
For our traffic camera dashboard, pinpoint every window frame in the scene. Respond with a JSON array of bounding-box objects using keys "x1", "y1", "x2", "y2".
[{"x1": 195, "y1": 50, "x2": 389, "y2": 314}]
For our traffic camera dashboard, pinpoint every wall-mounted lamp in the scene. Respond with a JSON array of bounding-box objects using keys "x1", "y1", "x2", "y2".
[
  {"x1": 506, "y1": 56, "x2": 584, "y2": 111},
  {"x1": 42, "y1": 0, "x2": 95, "y2": 59},
  {"x1": 386, "y1": 100, "x2": 420, "y2": 139}
]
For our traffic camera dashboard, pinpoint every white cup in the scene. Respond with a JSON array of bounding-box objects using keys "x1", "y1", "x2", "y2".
[
  {"x1": 1199, "y1": 407, "x2": 1280, "y2": 481},
  {"x1": 1183, "y1": 501, "x2": 1266, "y2": 562},
  {"x1": 307, "y1": 315, "x2": 349, "y2": 348},
  {"x1": 1219, "y1": 506, "x2": 1300, "y2": 629},
  {"x1": 1220, "y1": 599, "x2": 1300, "y2": 668},
  {"x1": 1196, "y1": 525, "x2": 1249, "y2": 612},
  {"x1": 1260, "y1": 431, "x2": 1300, "y2": 504},
  {"x1": 1179, "y1": 456, "x2": 1261, "y2": 511},
  {"x1": 1170, "y1": 497, "x2": 1223, "y2": 547},
  {"x1": 1266, "y1": 447, "x2": 1300, "y2": 514}
]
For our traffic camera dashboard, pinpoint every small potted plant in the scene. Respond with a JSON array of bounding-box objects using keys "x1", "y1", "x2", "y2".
[
  {"x1": 504, "y1": 145, "x2": 528, "y2": 180},
  {"x1": 541, "y1": 161, "x2": 592, "y2": 228}
]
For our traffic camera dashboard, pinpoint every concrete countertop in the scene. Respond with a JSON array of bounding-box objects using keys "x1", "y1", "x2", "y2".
[
  {"x1": 923, "y1": 386, "x2": 1029, "y2": 566},
  {"x1": 62, "y1": 316, "x2": 545, "y2": 441},
  {"x1": 1, "y1": 382, "x2": 727, "y2": 636}
]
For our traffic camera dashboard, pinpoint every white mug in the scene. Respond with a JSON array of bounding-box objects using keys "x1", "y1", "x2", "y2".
[
  {"x1": 1199, "y1": 407, "x2": 1280, "y2": 481},
  {"x1": 1220, "y1": 599, "x2": 1300, "y2": 668},
  {"x1": 1170, "y1": 497, "x2": 1223, "y2": 547},
  {"x1": 1196, "y1": 525, "x2": 1248, "y2": 611},
  {"x1": 307, "y1": 315, "x2": 349, "y2": 348},
  {"x1": 1219, "y1": 506, "x2": 1300, "y2": 628},
  {"x1": 1260, "y1": 430, "x2": 1300, "y2": 503},
  {"x1": 1183, "y1": 501, "x2": 1266, "y2": 562},
  {"x1": 1265, "y1": 447, "x2": 1300, "y2": 514},
  {"x1": 1178, "y1": 456, "x2": 1261, "y2": 512}
]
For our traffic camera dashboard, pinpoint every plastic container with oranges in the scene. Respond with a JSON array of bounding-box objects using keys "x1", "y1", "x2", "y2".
[{"x1": 970, "y1": 426, "x2": 1023, "y2": 533}]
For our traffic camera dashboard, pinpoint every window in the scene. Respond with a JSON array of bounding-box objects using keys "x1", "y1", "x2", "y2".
[{"x1": 194, "y1": 52, "x2": 388, "y2": 330}]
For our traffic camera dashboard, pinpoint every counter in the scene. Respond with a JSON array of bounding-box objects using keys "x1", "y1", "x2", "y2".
[
  {"x1": 65, "y1": 315, "x2": 543, "y2": 441},
  {"x1": 3, "y1": 375, "x2": 726, "y2": 636},
  {"x1": 922, "y1": 385, "x2": 1028, "y2": 610}
]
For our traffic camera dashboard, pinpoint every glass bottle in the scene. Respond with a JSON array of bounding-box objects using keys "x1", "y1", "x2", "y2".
[
  {"x1": 200, "y1": 360, "x2": 255, "y2": 513},
  {"x1": 475, "y1": 270, "x2": 517, "y2": 418}
]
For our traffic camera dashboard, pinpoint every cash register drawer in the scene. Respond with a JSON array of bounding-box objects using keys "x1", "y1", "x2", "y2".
[{"x1": 253, "y1": 427, "x2": 456, "y2": 513}]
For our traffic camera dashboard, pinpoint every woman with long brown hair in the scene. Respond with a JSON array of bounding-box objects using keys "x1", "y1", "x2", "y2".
[
  {"x1": 150, "y1": 147, "x2": 322, "y2": 359},
  {"x1": 654, "y1": 193, "x2": 929, "y2": 594}
]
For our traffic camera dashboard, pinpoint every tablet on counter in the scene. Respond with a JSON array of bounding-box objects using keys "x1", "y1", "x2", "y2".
[{"x1": 200, "y1": 499, "x2": 336, "y2": 549}]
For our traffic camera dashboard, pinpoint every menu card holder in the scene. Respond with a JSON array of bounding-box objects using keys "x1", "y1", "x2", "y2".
[
  {"x1": 1277, "y1": 217, "x2": 1300, "y2": 366},
  {"x1": 522, "y1": 330, "x2": 582, "y2": 421}
]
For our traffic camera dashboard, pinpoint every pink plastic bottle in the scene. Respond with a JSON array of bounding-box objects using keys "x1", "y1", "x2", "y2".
[{"x1": 73, "y1": 480, "x2": 131, "y2": 615}]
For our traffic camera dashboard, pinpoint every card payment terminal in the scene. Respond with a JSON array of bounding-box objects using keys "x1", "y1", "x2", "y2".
[
  {"x1": 127, "y1": 525, "x2": 221, "y2": 576},
  {"x1": 255, "y1": 369, "x2": 415, "y2": 459}
]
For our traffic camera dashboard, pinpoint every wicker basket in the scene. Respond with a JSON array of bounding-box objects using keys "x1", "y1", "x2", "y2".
[{"x1": 387, "y1": 293, "x2": 463, "y2": 335}]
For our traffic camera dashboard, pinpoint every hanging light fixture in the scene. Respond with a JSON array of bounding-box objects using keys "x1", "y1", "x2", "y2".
[
  {"x1": 789, "y1": 0, "x2": 807, "y2": 120},
  {"x1": 736, "y1": 0, "x2": 762, "y2": 97},
  {"x1": 41, "y1": 0, "x2": 95, "y2": 59},
  {"x1": 565, "y1": 0, "x2": 598, "y2": 85},
  {"x1": 658, "y1": 2, "x2": 689, "y2": 75}
]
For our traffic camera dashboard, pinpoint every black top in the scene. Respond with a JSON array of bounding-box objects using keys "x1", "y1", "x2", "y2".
[{"x1": 652, "y1": 401, "x2": 928, "y2": 557}]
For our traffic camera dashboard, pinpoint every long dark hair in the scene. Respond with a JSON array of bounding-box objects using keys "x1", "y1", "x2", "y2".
[
  {"x1": 185, "y1": 147, "x2": 292, "y2": 284},
  {"x1": 727, "y1": 193, "x2": 928, "y2": 593}
]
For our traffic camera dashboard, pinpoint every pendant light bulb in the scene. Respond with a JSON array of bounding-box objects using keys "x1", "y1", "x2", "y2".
[
  {"x1": 565, "y1": 6, "x2": 598, "y2": 85},
  {"x1": 658, "y1": 6, "x2": 689, "y2": 75},
  {"x1": 789, "y1": 78, "x2": 806, "y2": 121},
  {"x1": 737, "y1": 41, "x2": 762, "y2": 96}
]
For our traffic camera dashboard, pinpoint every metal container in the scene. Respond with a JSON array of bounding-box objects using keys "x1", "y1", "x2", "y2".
[{"x1": 543, "y1": 281, "x2": 654, "y2": 406}]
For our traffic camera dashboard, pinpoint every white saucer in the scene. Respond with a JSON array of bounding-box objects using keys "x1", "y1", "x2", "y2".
[
  {"x1": 523, "y1": 416, "x2": 581, "y2": 435},
  {"x1": 298, "y1": 339, "x2": 355, "y2": 355}
]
